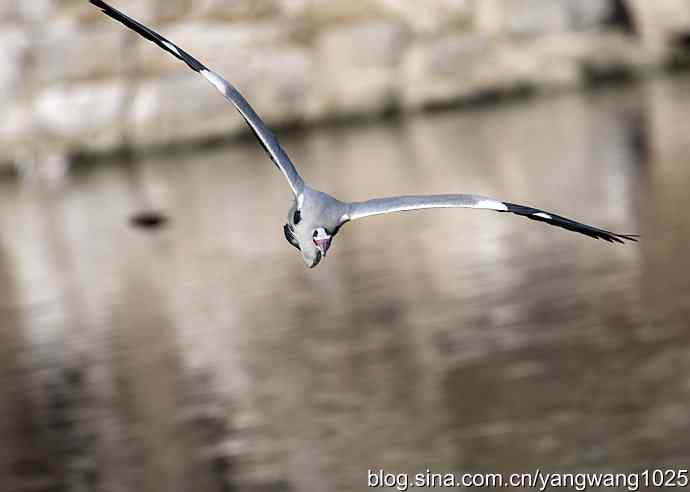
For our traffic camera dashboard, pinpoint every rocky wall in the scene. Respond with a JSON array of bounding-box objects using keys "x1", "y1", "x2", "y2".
[{"x1": 2, "y1": 0, "x2": 690, "y2": 167}]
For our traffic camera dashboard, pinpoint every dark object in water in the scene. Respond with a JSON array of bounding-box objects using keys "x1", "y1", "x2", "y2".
[{"x1": 130, "y1": 211, "x2": 170, "y2": 230}]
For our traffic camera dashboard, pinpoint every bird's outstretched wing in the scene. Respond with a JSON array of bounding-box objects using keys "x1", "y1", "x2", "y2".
[
  {"x1": 90, "y1": 0, "x2": 305, "y2": 196},
  {"x1": 345, "y1": 194, "x2": 638, "y2": 243}
]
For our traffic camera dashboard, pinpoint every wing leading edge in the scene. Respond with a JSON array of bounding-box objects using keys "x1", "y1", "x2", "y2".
[{"x1": 346, "y1": 194, "x2": 637, "y2": 243}]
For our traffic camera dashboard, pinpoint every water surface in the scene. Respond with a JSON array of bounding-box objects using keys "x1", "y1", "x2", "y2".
[{"x1": 1, "y1": 75, "x2": 689, "y2": 491}]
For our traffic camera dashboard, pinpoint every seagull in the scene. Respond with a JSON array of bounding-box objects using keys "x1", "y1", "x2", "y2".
[{"x1": 91, "y1": 0, "x2": 638, "y2": 268}]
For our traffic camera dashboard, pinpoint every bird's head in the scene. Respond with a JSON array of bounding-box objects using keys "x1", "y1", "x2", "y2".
[
  {"x1": 311, "y1": 227, "x2": 333, "y2": 262},
  {"x1": 300, "y1": 226, "x2": 333, "y2": 268},
  {"x1": 282, "y1": 221, "x2": 334, "y2": 268}
]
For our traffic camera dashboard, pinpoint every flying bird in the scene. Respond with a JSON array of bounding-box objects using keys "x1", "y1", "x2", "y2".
[{"x1": 91, "y1": 0, "x2": 638, "y2": 268}]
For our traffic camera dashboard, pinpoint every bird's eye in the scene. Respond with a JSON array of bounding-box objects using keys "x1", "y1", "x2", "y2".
[{"x1": 293, "y1": 210, "x2": 301, "y2": 225}]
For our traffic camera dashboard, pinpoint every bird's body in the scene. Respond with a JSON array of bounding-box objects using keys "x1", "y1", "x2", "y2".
[
  {"x1": 91, "y1": 0, "x2": 638, "y2": 269},
  {"x1": 286, "y1": 187, "x2": 348, "y2": 267}
]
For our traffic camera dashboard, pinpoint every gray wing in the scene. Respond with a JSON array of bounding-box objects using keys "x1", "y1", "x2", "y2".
[
  {"x1": 345, "y1": 194, "x2": 638, "y2": 243},
  {"x1": 91, "y1": 0, "x2": 305, "y2": 196}
]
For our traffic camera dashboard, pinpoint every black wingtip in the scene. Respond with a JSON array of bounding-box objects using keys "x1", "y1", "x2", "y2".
[
  {"x1": 90, "y1": 0, "x2": 114, "y2": 14},
  {"x1": 502, "y1": 202, "x2": 639, "y2": 244},
  {"x1": 89, "y1": 0, "x2": 207, "y2": 73}
]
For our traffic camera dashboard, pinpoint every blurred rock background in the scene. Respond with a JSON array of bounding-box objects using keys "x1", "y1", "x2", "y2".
[{"x1": 3, "y1": 0, "x2": 690, "y2": 169}]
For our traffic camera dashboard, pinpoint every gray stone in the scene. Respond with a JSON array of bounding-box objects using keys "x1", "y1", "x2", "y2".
[
  {"x1": 33, "y1": 82, "x2": 126, "y2": 152},
  {"x1": 627, "y1": 0, "x2": 690, "y2": 51},
  {"x1": 0, "y1": 104, "x2": 33, "y2": 166},
  {"x1": 491, "y1": 35, "x2": 584, "y2": 89},
  {"x1": 0, "y1": 104, "x2": 31, "y2": 142},
  {"x1": 75, "y1": 0, "x2": 157, "y2": 24},
  {"x1": 243, "y1": 47, "x2": 323, "y2": 122},
  {"x1": 479, "y1": 0, "x2": 571, "y2": 38},
  {"x1": 318, "y1": 21, "x2": 408, "y2": 114},
  {"x1": 128, "y1": 75, "x2": 237, "y2": 147},
  {"x1": 0, "y1": 0, "x2": 683, "y2": 158},
  {"x1": 580, "y1": 31, "x2": 657, "y2": 73},
  {"x1": 0, "y1": 28, "x2": 29, "y2": 100},
  {"x1": 402, "y1": 33, "x2": 492, "y2": 107},
  {"x1": 378, "y1": 0, "x2": 475, "y2": 33},
  {"x1": 296, "y1": 0, "x2": 384, "y2": 26},
  {"x1": 32, "y1": 22, "x2": 126, "y2": 84},
  {"x1": 132, "y1": 21, "x2": 296, "y2": 77},
  {"x1": 192, "y1": 0, "x2": 280, "y2": 21},
  {"x1": 0, "y1": 0, "x2": 56, "y2": 23},
  {"x1": 566, "y1": 0, "x2": 613, "y2": 30},
  {"x1": 129, "y1": 47, "x2": 318, "y2": 146},
  {"x1": 647, "y1": 0, "x2": 690, "y2": 34}
]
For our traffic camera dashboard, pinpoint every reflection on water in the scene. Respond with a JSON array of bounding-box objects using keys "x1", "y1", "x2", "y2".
[{"x1": 1, "y1": 75, "x2": 689, "y2": 492}]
